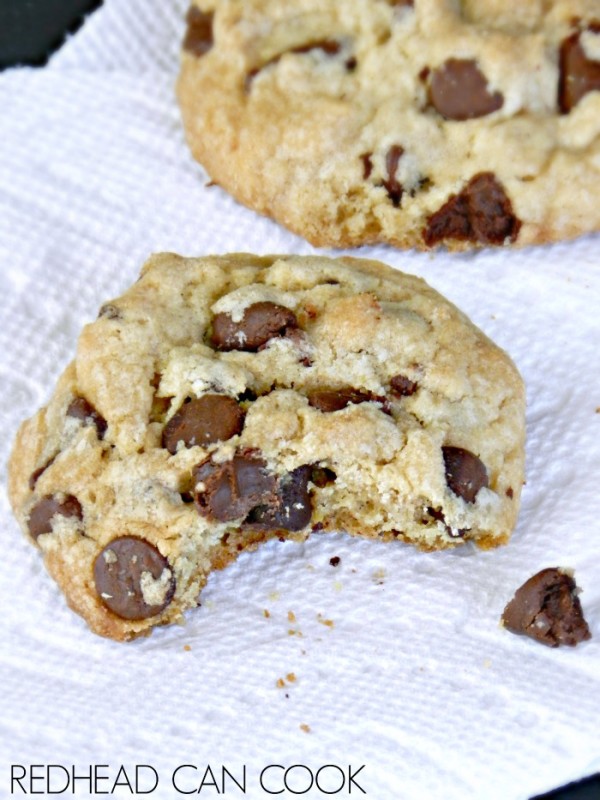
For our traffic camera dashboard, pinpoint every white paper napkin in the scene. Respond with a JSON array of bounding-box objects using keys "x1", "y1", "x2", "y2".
[{"x1": 1, "y1": 2, "x2": 599, "y2": 798}]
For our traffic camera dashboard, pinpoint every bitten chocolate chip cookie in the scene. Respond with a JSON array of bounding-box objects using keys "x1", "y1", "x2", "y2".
[
  {"x1": 177, "y1": 1, "x2": 600, "y2": 249},
  {"x1": 9, "y1": 254, "x2": 525, "y2": 640}
]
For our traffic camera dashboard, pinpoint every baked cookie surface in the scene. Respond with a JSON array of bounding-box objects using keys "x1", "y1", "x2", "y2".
[
  {"x1": 9, "y1": 253, "x2": 525, "y2": 640},
  {"x1": 177, "y1": 0, "x2": 600, "y2": 250}
]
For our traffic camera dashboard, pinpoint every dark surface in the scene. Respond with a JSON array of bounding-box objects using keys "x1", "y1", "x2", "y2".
[
  {"x1": 0, "y1": 2, "x2": 598, "y2": 798},
  {"x1": 0, "y1": 0, "x2": 103, "y2": 69}
]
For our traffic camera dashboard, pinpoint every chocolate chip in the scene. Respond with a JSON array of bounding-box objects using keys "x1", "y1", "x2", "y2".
[
  {"x1": 183, "y1": 6, "x2": 214, "y2": 57},
  {"x1": 421, "y1": 506, "x2": 466, "y2": 539},
  {"x1": 307, "y1": 387, "x2": 390, "y2": 414},
  {"x1": 29, "y1": 456, "x2": 56, "y2": 491},
  {"x1": 28, "y1": 494, "x2": 83, "y2": 540},
  {"x1": 360, "y1": 153, "x2": 373, "y2": 179},
  {"x1": 424, "y1": 172, "x2": 521, "y2": 247},
  {"x1": 94, "y1": 537, "x2": 176, "y2": 621},
  {"x1": 67, "y1": 397, "x2": 108, "y2": 439},
  {"x1": 502, "y1": 568, "x2": 591, "y2": 647},
  {"x1": 210, "y1": 302, "x2": 298, "y2": 352},
  {"x1": 390, "y1": 374, "x2": 418, "y2": 397},
  {"x1": 382, "y1": 144, "x2": 404, "y2": 207},
  {"x1": 246, "y1": 40, "x2": 343, "y2": 89},
  {"x1": 245, "y1": 465, "x2": 313, "y2": 532},
  {"x1": 329, "y1": 556, "x2": 341, "y2": 567},
  {"x1": 194, "y1": 452, "x2": 278, "y2": 522},
  {"x1": 429, "y1": 58, "x2": 503, "y2": 120},
  {"x1": 558, "y1": 28, "x2": 600, "y2": 113},
  {"x1": 162, "y1": 395, "x2": 244, "y2": 454},
  {"x1": 442, "y1": 446, "x2": 488, "y2": 503}
]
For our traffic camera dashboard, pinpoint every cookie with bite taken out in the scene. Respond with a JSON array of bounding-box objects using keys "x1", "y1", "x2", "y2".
[{"x1": 9, "y1": 253, "x2": 525, "y2": 640}]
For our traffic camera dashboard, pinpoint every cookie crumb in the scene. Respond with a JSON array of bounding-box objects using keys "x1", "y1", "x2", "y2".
[
  {"x1": 317, "y1": 613, "x2": 335, "y2": 628},
  {"x1": 183, "y1": 644, "x2": 192, "y2": 652},
  {"x1": 288, "y1": 610, "x2": 296, "y2": 623},
  {"x1": 300, "y1": 724, "x2": 311, "y2": 734},
  {"x1": 263, "y1": 609, "x2": 271, "y2": 618},
  {"x1": 286, "y1": 672, "x2": 297, "y2": 683},
  {"x1": 276, "y1": 678, "x2": 286, "y2": 689}
]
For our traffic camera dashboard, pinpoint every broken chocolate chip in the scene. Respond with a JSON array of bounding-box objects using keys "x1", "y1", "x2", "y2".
[
  {"x1": 429, "y1": 58, "x2": 503, "y2": 120},
  {"x1": 163, "y1": 394, "x2": 244, "y2": 454},
  {"x1": 210, "y1": 302, "x2": 298, "y2": 352},
  {"x1": 421, "y1": 506, "x2": 466, "y2": 539},
  {"x1": 94, "y1": 536, "x2": 176, "y2": 621},
  {"x1": 382, "y1": 144, "x2": 404, "y2": 207},
  {"x1": 442, "y1": 446, "x2": 488, "y2": 503},
  {"x1": 329, "y1": 556, "x2": 341, "y2": 567},
  {"x1": 29, "y1": 456, "x2": 57, "y2": 491},
  {"x1": 193, "y1": 451, "x2": 278, "y2": 522},
  {"x1": 183, "y1": 6, "x2": 214, "y2": 57},
  {"x1": 424, "y1": 172, "x2": 521, "y2": 247},
  {"x1": 558, "y1": 27, "x2": 600, "y2": 113},
  {"x1": 502, "y1": 568, "x2": 591, "y2": 647},
  {"x1": 390, "y1": 374, "x2": 418, "y2": 397},
  {"x1": 307, "y1": 387, "x2": 390, "y2": 414},
  {"x1": 246, "y1": 465, "x2": 313, "y2": 532},
  {"x1": 28, "y1": 494, "x2": 83, "y2": 540},
  {"x1": 67, "y1": 396, "x2": 108, "y2": 439}
]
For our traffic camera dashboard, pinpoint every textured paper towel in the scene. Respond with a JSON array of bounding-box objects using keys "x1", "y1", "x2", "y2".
[{"x1": 1, "y1": 1, "x2": 599, "y2": 798}]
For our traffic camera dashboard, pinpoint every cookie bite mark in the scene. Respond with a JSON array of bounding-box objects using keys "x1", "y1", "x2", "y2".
[
  {"x1": 307, "y1": 387, "x2": 391, "y2": 415},
  {"x1": 559, "y1": 26, "x2": 600, "y2": 113},
  {"x1": 183, "y1": 6, "x2": 214, "y2": 57},
  {"x1": 210, "y1": 302, "x2": 298, "y2": 351},
  {"x1": 28, "y1": 494, "x2": 83, "y2": 540},
  {"x1": 423, "y1": 172, "x2": 521, "y2": 247},
  {"x1": 442, "y1": 446, "x2": 488, "y2": 503},
  {"x1": 67, "y1": 396, "x2": 108, "y2": 439},
  {"x1": 94, "y1": 537, "x2": 176, "y2": 621},
  {"x1": 382, "y1": 144, "x2": 404, "y2": 207},
  {"x1": 502, "y1": 568, "x2": 591, "y2": 647},
  {"x1": 163, "y1": 394, "x2": 245, "y2": 454},
  {"x1": 429, "y1": 59, "x2": 503, "y2": 120}
]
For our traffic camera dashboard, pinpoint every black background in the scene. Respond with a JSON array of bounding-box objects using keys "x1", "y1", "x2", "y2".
[{"x1": 0, "y1": 2, "x2": 598, "y2": 798}]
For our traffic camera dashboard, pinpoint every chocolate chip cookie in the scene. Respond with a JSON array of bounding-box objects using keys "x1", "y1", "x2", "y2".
[
  {"x1": 9, "y1": 253, "x2": 525, "y2": 640},
  {"x1": 177, "y1": 1, "x2": 600, "y2": 249}
]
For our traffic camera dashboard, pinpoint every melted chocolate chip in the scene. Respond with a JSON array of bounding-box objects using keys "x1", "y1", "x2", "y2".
[
  {"x1": 162, "y1": 395, "x2": 244, "y2": 454},
  {"x1": 559, "y1": 28, "x2": 600, "y2": 113},
  {"x1": 442, "y1": 446, "x2": 488, "y2": 503},
  {"x1": 246, "y1": 40, "x2": 343, "y2": 89},
  {"x1": 67, "y1": 397, "x2": 108, "y2": 439},
  {"x1": 382, "y1": 144, "x2": 404, "y2": 207},
  {"x1": 429, "y1": 58, "x2": 503, "y2": 120},
  {"x1": 502, "y1": 568, "x2": 591, "y2": 647},
  {"x1": 94, "y1": 537, "x2": 175, "y2": 621},
  {"x1": 390, "y1": 374, "x2": 418, "y2": 397},
  {"x1": 424, "y1": 172, "x2": 521, "y2": 247},
  {"x1": 28, "y1": 494, "x2": 83, "y2": 540},
  {"x1": 210, "y1": 302, "x2": 298, "y2": 352},
  {"x1": 29, "y1": 456, "x2": 56, "y2": 491},
  {"x1": 194, "y1": 452, "x2": 278, "y2": 522},
  {"x1": 307, "y1": 387, "x2": 390, "y2": 414},
  {"x1": 183, "y1": 6, "x2": 214, "y2": 57},
  {"x1": 245, "y1": 465, "x2": 313, "y2": 532}
]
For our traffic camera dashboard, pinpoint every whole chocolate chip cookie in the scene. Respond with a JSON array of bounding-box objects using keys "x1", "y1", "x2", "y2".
[
  {"x1": 9, "y1": 253, "x2": 525, "y2": 640},
  {"x1": 177, "y1": 1, "x2": 600, "y2": 250}
]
